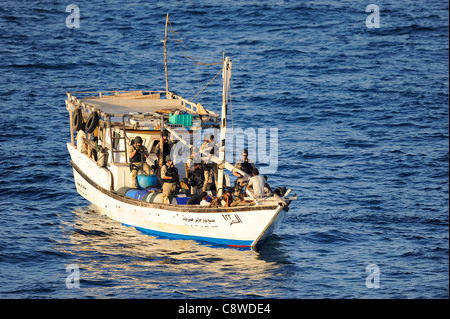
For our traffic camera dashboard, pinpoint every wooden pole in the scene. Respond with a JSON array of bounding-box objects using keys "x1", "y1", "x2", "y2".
[
  {"x1": 164, "y1": 13, "x2": 169, "y2": 95},
  {"x1": 159, "y1": 115, "x2": 164, "y2": 167},
  {"x1": 69, "y1": 108, "x2": 75, "y2": 146}
]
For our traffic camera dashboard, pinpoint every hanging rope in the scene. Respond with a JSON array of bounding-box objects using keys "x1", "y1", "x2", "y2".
[
  {"x1": 229, "y1": 83, "x2": 236, "y2": 163},
  {"x1": 167, "y1": 18, "x2": 221, "y2": 66},
  {"x1": 189, "y1": 66, "x2": 223, "y2": 102},
  {"x1": 166, "y1": 16, "x2": 224, "y2": 102}
]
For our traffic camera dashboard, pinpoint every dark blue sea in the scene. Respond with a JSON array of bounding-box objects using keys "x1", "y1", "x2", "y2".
[{"x1": 0, "y1": 0, "x2": 448, "y2": 300}]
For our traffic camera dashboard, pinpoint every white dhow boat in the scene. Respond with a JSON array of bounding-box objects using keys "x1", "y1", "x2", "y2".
[{"x1": 66, "y1": 14, "x2": 297, "y2": 248}]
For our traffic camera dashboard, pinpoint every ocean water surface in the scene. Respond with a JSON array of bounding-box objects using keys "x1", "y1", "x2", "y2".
[{"x1": 0, "y1": 0, "x2": 448, "y2": 299}]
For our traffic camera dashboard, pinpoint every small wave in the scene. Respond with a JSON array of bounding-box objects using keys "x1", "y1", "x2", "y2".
[
  {"x1": 237, "y1": 39, "x2": 261, "y2": 46},
  {"x1": 305, "y1": 229, "x2": 354, "y2": 244},
  {"x1": 74, "y1": 229, "x2": 110, "y2": 237},
  {"x1": 381, "y1": 24, "x2": 441, "y2": 36},
  {"x1": 6, "y1": 62, "x2": 79, "y2": 70}
]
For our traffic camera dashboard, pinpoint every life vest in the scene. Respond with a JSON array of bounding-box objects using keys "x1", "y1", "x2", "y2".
[
  {"x1": 164, "y1": 165, "x2": 179, "y2": 183},
  {"x1": 130, "y1": 145, "x2": 147, "y2": 163},
  {"x1": 188, "y1": 167, "x2": 204, "y2": 187},
  {"x1": 240, "y1": 160, "x2": 254, "y2": 175},
  {"x1": 201, "y1": 141, "x2": 216, "y2": 162}
]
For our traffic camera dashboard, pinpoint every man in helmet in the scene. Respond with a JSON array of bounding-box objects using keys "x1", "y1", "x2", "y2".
[
  {"x1": 233, "y1": 149, "x2": 256, "y2": 196},
  {"x1": 128, "y1": 136, "x2": 152, "y2": 188},
  {"x1": 161, "y1": 155, "x2": 179, "y2": 197},
  {"x1": 155, "y1": 130, "x2": 174, "y2": 167}
]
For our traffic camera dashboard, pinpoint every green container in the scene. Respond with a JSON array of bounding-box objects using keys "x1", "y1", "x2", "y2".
[{"x1": 169, "y1": 113, "x2": 192, "y2": 126}]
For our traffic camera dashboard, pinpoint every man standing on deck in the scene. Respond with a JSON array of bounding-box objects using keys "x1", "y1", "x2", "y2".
[
  {"x1": 201, "y1": 134, "x2": 218, "y2": 192},
  {"x1": 128, "y1": 136, "x2": 152, "y2": 188},
  {"x1": 161, "y1": 155, "x2": 179, "y2": 198},
  {"x1": 155, "y1": 130, "x2": 173, "y2": 166},
  {"x1": 155, "y1": 130, "x2": 175, "y2": 187},
  {"x1": 188, "y1": 162, "x2": 204, "y2": 195}
]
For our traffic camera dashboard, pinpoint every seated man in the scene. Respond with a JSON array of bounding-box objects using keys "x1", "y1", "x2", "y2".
[
  {"x1": 231, "y1": 193, "x2": 254, "y2": 206},
  {"x1": 200, "y1": 192, "x2": 210, "y2": 206},
  {"x1": 220, "y1": 188, "x2": 234, "y2": 207},
  {"x1": 246, "y1": 168, "x2": 266, "y2": 199}
]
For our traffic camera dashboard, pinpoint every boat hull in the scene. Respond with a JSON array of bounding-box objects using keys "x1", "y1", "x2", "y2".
[{"x1": 68, "y1": 143, "x2": 286, "y2": 248}]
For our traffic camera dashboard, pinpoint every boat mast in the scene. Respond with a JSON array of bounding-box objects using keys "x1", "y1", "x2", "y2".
[
  {"x1": 217, "y1": 55, "x2": 232, "y2": 197},
  {"x1": 164, "y1": 13, "x2": 169, "y2": 95},
  {"x1": 159, "y1": 13, "x2": 170, "y2": 168}
]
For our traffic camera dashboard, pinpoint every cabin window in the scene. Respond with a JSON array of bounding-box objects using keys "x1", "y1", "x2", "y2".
[
  {"x1": 112, "y1": 131, "x2": 120, "y2": 150},
  {"x1": 150, "y1": 139, "x2": 160, "y2": 153},
  {"x1": 98, "y1": 128, "x2": 104, "y2": 145}
]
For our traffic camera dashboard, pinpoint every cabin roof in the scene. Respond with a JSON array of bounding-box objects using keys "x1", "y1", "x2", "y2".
[
  {"x1": 82, "y1": 97, "x2": 183, "y2": 115},
  {"x1": 66, "y1": 91, "x2": 217, "y2": 119}
]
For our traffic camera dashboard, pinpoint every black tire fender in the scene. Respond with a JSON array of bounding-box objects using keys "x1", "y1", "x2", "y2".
[
  {"x1": 86, "y1": 112, "x2": 99, "y2": 133},
  {"x1": 72, "y1": 108, "x2": 83, "y2": 131}
]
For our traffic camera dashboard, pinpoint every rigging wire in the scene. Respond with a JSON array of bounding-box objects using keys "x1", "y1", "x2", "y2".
[
  {"x1": 166, "y1": 16, "x2": 223, "y2": 102},
  {"x1": 167, "y1": 18, "x2": 221, "y2": 66},
  {"x1": 189, "y1": 66, "x2": 223, "y2": 102},
  {"x1": 229, "y1": 83, "x2": 236, "y2": 163},
  {"x1": 166, "y1": 17, "x2": 237, "y2": 162}
]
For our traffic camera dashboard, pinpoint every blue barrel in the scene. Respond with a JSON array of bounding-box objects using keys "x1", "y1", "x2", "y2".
[
  {"x1": 175, "y1": 196, "x2": 190, "y2": 205},
  {"x1": 135, "y1": 189, "x2": 151, "y2": 200},
  {"x1": 137, "y1": 174, "x2": 158, "y2": 189},
  {"x1": 125, "y1": 189, "x2": 140, "y2": 199}
]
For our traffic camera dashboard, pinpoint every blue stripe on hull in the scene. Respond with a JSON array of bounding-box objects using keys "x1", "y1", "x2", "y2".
[{"x1": 123, "y1": 223, "x2": 254, "y2": 248}]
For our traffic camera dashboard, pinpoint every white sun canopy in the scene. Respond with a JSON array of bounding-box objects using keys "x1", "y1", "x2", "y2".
[{"x1": 83, "y1": 97, "x2": 183, "y2": 115}]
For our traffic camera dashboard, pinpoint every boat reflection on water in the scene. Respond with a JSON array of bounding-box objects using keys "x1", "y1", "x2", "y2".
[{"x1": 59, "y1": 205, "x2": 290, "y2": 298}]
